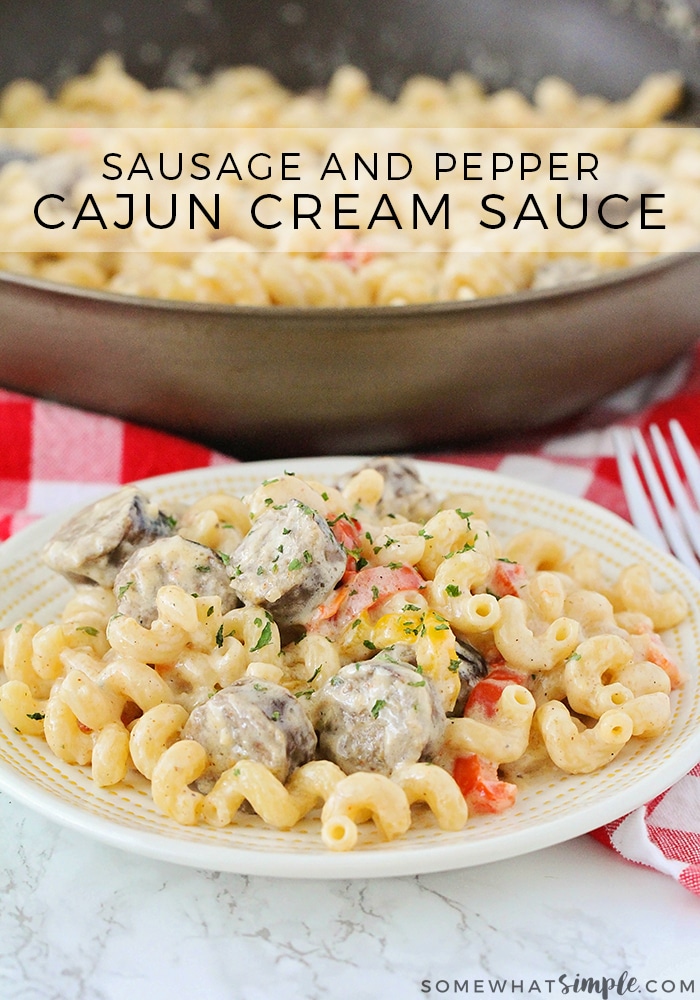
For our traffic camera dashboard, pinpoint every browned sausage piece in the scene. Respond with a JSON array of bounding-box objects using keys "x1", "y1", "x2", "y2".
[
  {"x1": 42, "y1": 486, "x2": 174, "y2": 587},
  {"x1": 229, "y1": 499, "x2": 346, "y2": 631},
  {"x1": 337, "y1": 456, "x2": 438, "y2": 522},
  {"x1": 182, "y1": 677, "x2": 317, "y2": 793},
  {"x1": 113, "y1": 534, "x2": 239, "y2": 627},
  {"x1": 314, "y1": 647, "x2": 446, "y2": 775}
]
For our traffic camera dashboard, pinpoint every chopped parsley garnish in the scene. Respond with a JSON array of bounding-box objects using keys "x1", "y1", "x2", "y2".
[
  {"x1": 370, "y1": 699, "x2": 386, "y2": 719},
  {"x1": 250, "y1": 620, "x2": 273, "y2": 652},
  {"x1": 445, "y1": 542, "x2": 475, "y2": 559}
]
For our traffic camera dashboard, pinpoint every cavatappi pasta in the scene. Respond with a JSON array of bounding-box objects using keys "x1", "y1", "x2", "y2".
[
  {"x1": 0, "y1": 54, "x2": 699, "y2": 304},
  {"x1": 0, "y1": 458, "x2": 688, "y2": 850}
]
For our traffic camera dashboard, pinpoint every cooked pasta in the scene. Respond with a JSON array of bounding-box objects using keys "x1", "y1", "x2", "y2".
[
  {"x1": 0, "y1": 458, "x2": 689, "y2": 849},
  {"x1": 0, "y1": 55, "x2": 698, "y2": 304}
]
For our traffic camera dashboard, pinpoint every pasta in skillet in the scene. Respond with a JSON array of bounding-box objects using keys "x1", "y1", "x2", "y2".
[
  {"x1": 0, "y1": 55, "x2": 699, "y2": 304},
  {"x1": 0, "y1": 458, "x2": 688, "y2": 850}
]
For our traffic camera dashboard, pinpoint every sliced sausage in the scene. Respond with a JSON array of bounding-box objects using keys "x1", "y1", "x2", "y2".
[
  {"x1": 113, "y1": 534, "x2": 238, "y2": 626},
  {"x1": 42, "y1": 486, "x2": 174, "y2": 587},
  {"x1": 182, "y1": 677, "x2": 317, "y2": 793},
  {"x1": 339, "y1": 456, "x2": 438, "y2": 522},
  {"x1": 229, "y1": 499, "x2": 346, "y2": 631},
  {"x1": 314, "y1": 646, "x2": 446, "y2": 775}
]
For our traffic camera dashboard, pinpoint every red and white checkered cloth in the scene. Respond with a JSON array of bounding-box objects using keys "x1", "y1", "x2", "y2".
[{"x1": 2, "y1": 349, "x2": 700, "y2": 893}]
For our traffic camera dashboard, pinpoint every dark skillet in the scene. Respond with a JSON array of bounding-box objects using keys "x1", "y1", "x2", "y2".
[{"x1": 0, "y1": 0, "x2": 698, "y2": 458}]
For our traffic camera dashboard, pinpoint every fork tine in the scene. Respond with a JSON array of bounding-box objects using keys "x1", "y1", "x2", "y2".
[
  {"x1": 669, "y1": 419, "x2": 700, "y2": 510},
  {"x1": 612, "y1": 428, "x2": 670, "y2": 553},
  {"x1": 632, "y1": 427, "x2": 695, "y2": 565},
  {"x1": 649, "y1": 423, "x2": 700, "y2": 560},
  {"x1": 630, "y1": 426, "x2": 700, "y2": 571}
]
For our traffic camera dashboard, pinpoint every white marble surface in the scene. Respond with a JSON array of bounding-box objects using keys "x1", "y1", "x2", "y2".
[{"x1": 2, "y1": 790, "x2": 700, "y2": 1000}]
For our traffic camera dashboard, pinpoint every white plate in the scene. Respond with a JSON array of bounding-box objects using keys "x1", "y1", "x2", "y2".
[{"x1": 1, "y1": 457, "x2": 700, "y2": 879}]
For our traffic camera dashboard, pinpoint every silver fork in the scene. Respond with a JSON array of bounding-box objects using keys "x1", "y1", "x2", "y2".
[{"x1": 612, "y1": 419, "x2": 700, "y2": 579}]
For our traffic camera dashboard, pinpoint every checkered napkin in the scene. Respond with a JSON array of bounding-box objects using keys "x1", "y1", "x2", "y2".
[{"x1": 2, "y1": 350, "x2": 700, "y2": 893}]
